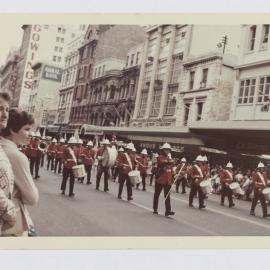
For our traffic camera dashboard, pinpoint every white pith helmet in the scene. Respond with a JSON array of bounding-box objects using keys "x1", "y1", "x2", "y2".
[
  {"x1": 87, "y1": 141, "x2": 93, "y2": 147},
  {"x1": 226, "y1": 162, "x2": 233, "y2": 168},
  {"x1": 258, "y1": 162, "x2": 265, "y2": 168},
  {"x1": 125, "y1": 142, "x2": 135, "y2": 150},
  {"x1": 59, "y1": 138, "x2": 65, "y2": 143},
  {"x1": 181, "y1": 157, "x2": 187, "y2": 163},
  {"x1": 52, "y1": 138, "x2": 57, "y2": 143},
  {"x1": 141, "y1": 149, "x2": 147, "y2": 155},
  {"x1": 118, "y1": 147, "x2": 124, "y2": 152},
  {"x1": 162, "y1": 142, "x2": 171, "y2": 150},
  {"x1": 68, "y1": 136, "x2": 77, "y2": 144}
]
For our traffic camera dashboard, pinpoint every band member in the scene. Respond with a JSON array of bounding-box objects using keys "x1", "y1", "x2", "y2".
[
  {"x1": 113, "y1": 147, "x2": 124, "y2": 182},
  {"x1": 117, "y1": 143, "x2": 136, "y2": 201},
  {"x1": 47, "y1": 138, "x2": 57, "y2": 171},
  {"x1": 54, "y1": 138, "x2": 65, "y2": 174},
  {"x1": 250, "y1": 162, "x2": 270, "y2": 218},
  {"x1": 29, "y1": 131, "x2": 42, "y2": 179},
  {"x1": 188, "y1": 155, "x2": 206, "y2": 209},
  {"x1": 40, "y1": 135, "x2": 46, "y2": 168},
  {"x1": 175, "y1": 157, "x2": 188, "y2": 194},
  {"x1": 136, "y1": 148, "x2": 148, "y2": 191},
  {"x1": 75, "y1": 138, "x2": 85, "y2": 183},
  {"x1": 81, "y1": 141, "x2": 96, "y2": 184},
  {"x1": 96, "y1": 139, "x2": 111, "y2": 192},
  {"x1": 219, "y1": 162, "x2": 235, "y2": 208},
  {"x1": 60, "y1": 136, "x2": 77, "y2": 197},
  {"x1": 153, "y1": 143, "x2": 175, "y2": 217}
]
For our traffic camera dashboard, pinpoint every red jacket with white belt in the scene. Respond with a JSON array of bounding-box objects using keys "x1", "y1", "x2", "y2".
[
  {"x1": 62, "y1": 146, "x2": 76, "y2": 169},
  {"x1": 252, "y1": 172, "x2": 269, "y2": 192},
  {"x1": 156, "y1": 154, "x2": 174, "y2": 185}
]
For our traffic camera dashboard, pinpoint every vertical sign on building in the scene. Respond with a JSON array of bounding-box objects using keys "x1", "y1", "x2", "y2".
[{"x1": 19, "y1": 24, "x2": 42, "y2": 109}]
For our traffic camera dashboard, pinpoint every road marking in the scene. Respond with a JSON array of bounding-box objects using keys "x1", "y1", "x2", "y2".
[{"x1": 130, "y1": 201, "x2": 219, "y2": 235}]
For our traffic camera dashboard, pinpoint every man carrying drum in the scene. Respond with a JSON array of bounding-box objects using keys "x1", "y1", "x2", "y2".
[
  {"x1": 153, "y1": 143, "x2": 175, "y2": 217},
  {"x1": 60, "y1": 136, "x2": 77, "y2": 197},
  {"x1": 96, "y1": 139, "x2": 111, "y2": 192},
  {"x1": 75, "y1": 139, "x2": 85, "y2": 183},
  {"x1": 250, "y1": 162, "x2": 270, "y2": 218},
  {"x1": 136, "y1": 148, "x2": 148, "y2": 191},
  {"x1": 81, "y1": 141, "x2": 96, "y2": 185},
  {"x1": 188, "y1": 155, "x2": 206, "y2": 209},
  {"x1": 175, "y1": 157, "x2": 188, "y2": 194},
  {"x1": 117, "y1": 143, "x2": 136, "y2": 201},
  {"x1": 219, "y1": 162, "x2": 235, "y2": 208},
  {"x1": 54, "y1": 138, "x2": 65, "y2": 174}
]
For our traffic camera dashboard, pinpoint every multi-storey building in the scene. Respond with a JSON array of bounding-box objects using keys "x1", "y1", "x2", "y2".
[
  {"x1": 14, "y1": 24, "x2": 82, "y2": 109},
  {"x1": 176, "y1": 52, "x2": 236, "y2": 126},
  {"x1": 230, "y1": 24, "x2": 270, "y2": 120},
  {"x1": 56, "y1": 28, "x2": 86, "y2": 126},
  {"x1": 69, "y1": 25, "x2": 145, "y2": 131},
  {"x1": 28, "y1": 62, "x2": 63, "y2": 128},
  {"x1": 132, "y1": 24, "x2": 241, "y2": 128},
  {"x1": 0, "y1": 48, "x2": 20, "y2": 100}
]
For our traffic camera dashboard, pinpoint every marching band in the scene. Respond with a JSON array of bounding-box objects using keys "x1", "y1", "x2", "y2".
[{"x1": 22, "y1": 133, "x2": 270, "y2": 219}]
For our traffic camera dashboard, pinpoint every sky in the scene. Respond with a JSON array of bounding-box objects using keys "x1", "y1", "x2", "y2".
[{"x1": 0, "y1": 23, "x2": 23, "y2": 66}]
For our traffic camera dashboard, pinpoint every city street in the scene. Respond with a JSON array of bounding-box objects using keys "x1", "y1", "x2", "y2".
[{"x1": 28, "y1": 167, "x2": 270, "y2": 236}]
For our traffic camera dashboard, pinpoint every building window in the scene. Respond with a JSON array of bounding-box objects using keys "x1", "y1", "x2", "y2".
[
  {"x1": 238, "y1": 78, "x2": 256, "y2": 104},
  {"x1": 54, "y1": 46, "x2": 58, "y2": 52},
  {"x1": 189, "y1": 71, "x2": 195, "y2": 90},
  {"x1": 170, "y1": 54, "x2": 183, "y2": 84},
  {"x1": 183, "y1": 103, "x2": 191, "y2": 126},
  {"x1": 61, "y1": 38, "x2": 64, "y2": 43},
  {"x1": 59, "y1": 47, "x2": 63, "y2": 53},
  {"x1": 126, "y1": 56, "x2": 129, "y2": 67},
  {"x1": 56, "y1": 37, "x2": 60, "y2": 42},
  {"x1": 201, "y1": 68, "x2": 208, "y2": 87},
  {"x1": 130, "y1": 54, "x2": 135, "y2": 66},
  {"x1": 58, "y1": 27, "x2": 62, "y2": 33},
  {"x1": 143, "y1": 64, "x2": 153, "y2": 89},
  {"x1": 150, "y1": 89, "x2": 162, "y2": 117},
  {"x1": 261, "y1": 25, "x2": 269, "y2": 48},
  {"x1": 249, "y1": 25, "x2": 257, "y2": 51},
  {"x1": 109, "y1": 86, "x2": 116, "y2": 100},
  {"x1": 44, "y1": 25, "x2": 49, "y2": 29},
  {"x1": 257, "y1": 76, "x2": 270, "y2": 103},
  {"x1": 155, "y1": 60, "x2": 167, "y2": 87},
  {"x1": 52, "y1": 55, "x2": 57, "y2": 62},
  {"x1": 62, "y1": 28, "x2": 66, "y2": 34},
  {"x1": 164, "y1": 87, "x2": 177, "y2": 116},
  {"x1": 136, "y1": 52, "x2": 140, "y2": 64},
  {"x1": 102, "y1": 65, "x2": 105, "y2": 75},
  {"x1": 138, "y1": 91, "x2": 148, "y2": 118},
  {"x1": 196, "y1": 102, "x2": 204, "y2": 121},
  {"x1": 58, "y1": 56, "x2": 61, "y2": 62}
]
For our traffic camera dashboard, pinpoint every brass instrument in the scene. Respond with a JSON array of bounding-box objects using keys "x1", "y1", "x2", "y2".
[{"x1": 38, "y1": 141, "x2": 48, "y2": 152}]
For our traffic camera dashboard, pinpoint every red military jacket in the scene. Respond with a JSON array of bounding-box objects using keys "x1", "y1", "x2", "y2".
[
  {"x1": 118, "y1": 152, "x2": 136, "y2": 175},
  {"x1": 47, "y1": 143, "x2": 57, "y2": 157},
  {"x1": 137, "y1": 154, "x2": 148, "y2": 175},
  {"x1": 74, "y1": 146, "x2": 85, "y2": 164},
  {"x1": 156, "y1": 154, "x2": 174, "y2": 185},
  {"x1": 28, "y1": 139, "x2": 42, "y2": 158},
  {"x1": 189, "y1": 164, "x2": 204, "y2": 185},
  {"x1": 175, "y1": 163, "x2": 187, "y2": 178},
  {"x1": 96, "y1": 147, "x2": 105, "y2": 165},
  {"x1": 202, "y1": 163, "x2": 210, "y2": 178},
  {"x1": 115, "y1": 152, "x2": 125, "y2": 168},
  {"x1": 62, "y1": 146, "x2": 77, "y2": 169},
  {"x1": 81, "y1": 148, "x2": 96, "y2": 166},
  {"x1": 219, "y1": 169, "x2": 234, "y2": 185},
  {"x1": 252, "y1": 172, "x2": 269, "y2": 192},
  {"x1": 55, "y1": 144, "x2": 65, "y2": 160}
]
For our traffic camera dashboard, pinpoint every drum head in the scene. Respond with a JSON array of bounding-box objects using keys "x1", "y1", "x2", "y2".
[{"x1": 263, "y1": 187, "x2": 270, "y2": 194}]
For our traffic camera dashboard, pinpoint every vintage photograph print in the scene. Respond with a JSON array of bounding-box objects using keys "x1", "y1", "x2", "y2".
[{"x1": 1, "y1": 21, "x2": 270, "y2": 238}]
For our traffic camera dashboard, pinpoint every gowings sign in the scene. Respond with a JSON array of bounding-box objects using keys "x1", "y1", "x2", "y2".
[{"x1": 42, "y1": 65, "x2": 63, "y2": 82}]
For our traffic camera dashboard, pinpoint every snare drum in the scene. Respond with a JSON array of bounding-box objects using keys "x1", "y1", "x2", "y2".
[
  {"x1": 128, "y1": 170, "x2": 142, "y2": 186},
  {"x1": 72, "y1": 164, "x2": 86, "y2": 178},
  {"x1": 229, "y1": 182, "x2": 244, "y2": 195},
  {"x1": 263, "y1": 187, "x2": 270, "y2": 201},
  {"x1": 200, "y1": 180, "x2": 212, "y2": 195}
]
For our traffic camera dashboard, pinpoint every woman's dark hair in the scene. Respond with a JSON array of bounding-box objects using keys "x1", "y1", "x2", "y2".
[
  {"x1": 2, "y1": 109, "x2": 34, "y2": 137},
  {"x1": 0, "y1": 92, "x2": 11, "y2": 102}
]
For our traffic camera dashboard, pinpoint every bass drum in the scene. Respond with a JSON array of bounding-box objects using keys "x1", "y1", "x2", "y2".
[{"x1": 102, "y1": 146, "x2": 118, "y2": 167}]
